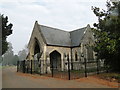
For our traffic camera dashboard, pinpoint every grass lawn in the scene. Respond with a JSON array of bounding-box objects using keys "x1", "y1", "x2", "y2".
[
  {"x1": 95, "y1": 73, "x2": 120, "y2": 83},
  {"x1": 0, "y1": 65, "x2": 17, "y2": 69}
]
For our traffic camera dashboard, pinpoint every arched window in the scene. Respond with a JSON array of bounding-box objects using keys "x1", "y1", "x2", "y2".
[
  {"x1": 75, "y1": 51, "x2": 78, "y2": 61},
  {"x1": 34, "y1": 38, "x2": 40, "y2": 55},
  {"x1": 87, "y1": 47, "x2": 94, "y2": 60}
]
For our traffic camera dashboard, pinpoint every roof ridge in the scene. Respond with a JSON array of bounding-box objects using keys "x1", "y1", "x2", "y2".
[
  {"x1": 39, "y1": 24, "x2": 87, "y2": 33},
  {"x1": 39, "y1": 24, "x2": 69, "y2": 33},
  {"x1": 69, "y1": 26, "x2": 87, "y2": 33}
]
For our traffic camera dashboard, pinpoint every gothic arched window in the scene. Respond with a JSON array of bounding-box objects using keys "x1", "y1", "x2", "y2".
[
  {"x1": 87, "y1": 47, "x2": 94, "y2": 60},
  {"x1": 75, "y1": 51, "x2": 78, "y2": 61}
]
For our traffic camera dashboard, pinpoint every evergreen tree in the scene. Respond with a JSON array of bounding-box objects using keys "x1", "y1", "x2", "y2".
[
  {"x1": 0, "y1": 14, "x2": 13, "y2": 55},
  {"x1": 92, "y1": 1, "x2": 120, "y2": 71}
]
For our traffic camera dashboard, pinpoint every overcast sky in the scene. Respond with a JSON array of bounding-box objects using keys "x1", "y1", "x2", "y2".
[{"x1": 1, "y1": 0, "x2": 107, "y2": 54}]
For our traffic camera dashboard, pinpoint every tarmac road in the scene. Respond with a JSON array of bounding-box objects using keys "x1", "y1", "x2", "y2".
[{"x1": 2, "y1": 66, "x2": 111, "y2": 88}]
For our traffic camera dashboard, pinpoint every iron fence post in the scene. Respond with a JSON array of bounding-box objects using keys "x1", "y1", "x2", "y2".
[
  {"x1": 97, "y1": 59, "x2": 99, "y2": 74},
  {"x1": 46, "y1": 60, "x2": 47, "y2": 74},
  {"x1": 31, "y1": 60, "x2": 32, "y2": 74},
  {"x1": 67, "y1": 55, "x2": 70, "y2": 80},
  {"x1": 52, "y1": 67, "x2": 53, "y2": 77},
  {"x1": 84, "y1": 58, "x2": 87, "y2": 77},
  {"x1": 25, "y1": 60, "x2": 27, "y2": 73},
  {"x1": 23, "y1": 60, "x2": 25, "y2": 73},
  {"x1": 29, "y1": 60, "x2": 30, "y2": 73},
  {"x1": 22, "y1": 60, "x2": 23, "y2": 73},
  {"x1": 106, "y1": 65, "x2": 109, "y2": 73},
  {"x1": 26, "y1": 61, "x2": 28, "y2": 73},
  {"x1": 51, "y1": 60, "x2": 53, "y2": 77},
  {"x1": 17, "y1": 61, "x2": 19, "y2": 72},
  {"x1": 40, "y1": 60, "x2": 41, "y2": 75},
  {"x1": 33, "y1": 60, "x2": 35, "y2": 73}
]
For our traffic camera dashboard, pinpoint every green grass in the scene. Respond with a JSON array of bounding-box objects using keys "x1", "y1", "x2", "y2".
[
  {"x1": 97, "y1": 73, "x2": 120, "y2": 83},
  {"x1": 102, "y1": 73, "x2": 120, "y2": 79},
  {"x1": 0, "y1": 66, "x2": 2, "y2": 69},
  {"x1": 70, "y1": 70, "x2": 85, "y2": 73},
  {"x1": 0, "y1": 65, "x2": 16, "y2": 69},
  {"x1": 87, "y1": 68, "x2": 97, "y2": 73}
]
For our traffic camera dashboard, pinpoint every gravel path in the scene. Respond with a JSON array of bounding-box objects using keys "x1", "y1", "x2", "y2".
[{"x1": 2, "y1": 66, "x2": 113, "y2": 88}]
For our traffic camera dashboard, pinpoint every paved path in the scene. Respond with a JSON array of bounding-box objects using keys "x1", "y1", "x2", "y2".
[{"x1": 2, "y1": 66, "x2": 111, "y2": 88}]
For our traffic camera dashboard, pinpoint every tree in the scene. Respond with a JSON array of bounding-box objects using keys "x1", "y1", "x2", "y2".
[
  {"x1": 2, "y1": 42, "x2": 19, "y2": 66},
  {"x1": 12, "y1": 55, "x2": 19, "y2": 65},
  {"x1": 92, "y1": 1, "x2": 120, "y2": 71},
  {"x1": 2, "y1": 42, "x2": 14, "y2": 65},
  {"x1": 1, "y1": 14, "x2": 13, "y2": 55},
  {"x1": 18, "y1": 45, "x2": 28, "y2": 60},
  {"x1": 0, "y1": 57, "x2": 2, "y2": 63}
]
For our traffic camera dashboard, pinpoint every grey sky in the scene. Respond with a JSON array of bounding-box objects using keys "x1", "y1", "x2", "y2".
[{"x1": 1, "y1": 0, "x2": 107, "y2": 54}]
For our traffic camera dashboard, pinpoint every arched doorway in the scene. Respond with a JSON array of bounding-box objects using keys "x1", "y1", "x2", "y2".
[
  {"x1": 50, "y1": 50, "x2": 61, "y2": 70},
  {"x1": 33, "y1": 38, "x2": 41, "y2": 73},
  {"x1": 34, "y1": 38, "x2": 41, "y2": 59}
]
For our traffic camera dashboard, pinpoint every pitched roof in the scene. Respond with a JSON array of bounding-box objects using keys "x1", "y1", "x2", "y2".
[
  {"x1": 39, "y1": 25, "x2": 71, "y2": 47},
  {"x1": 70, "y1": 27, "x2": 86, "y2": 46},
  {"x1": 38, "y1": 24, "x2": 87, "y2": 47}
]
